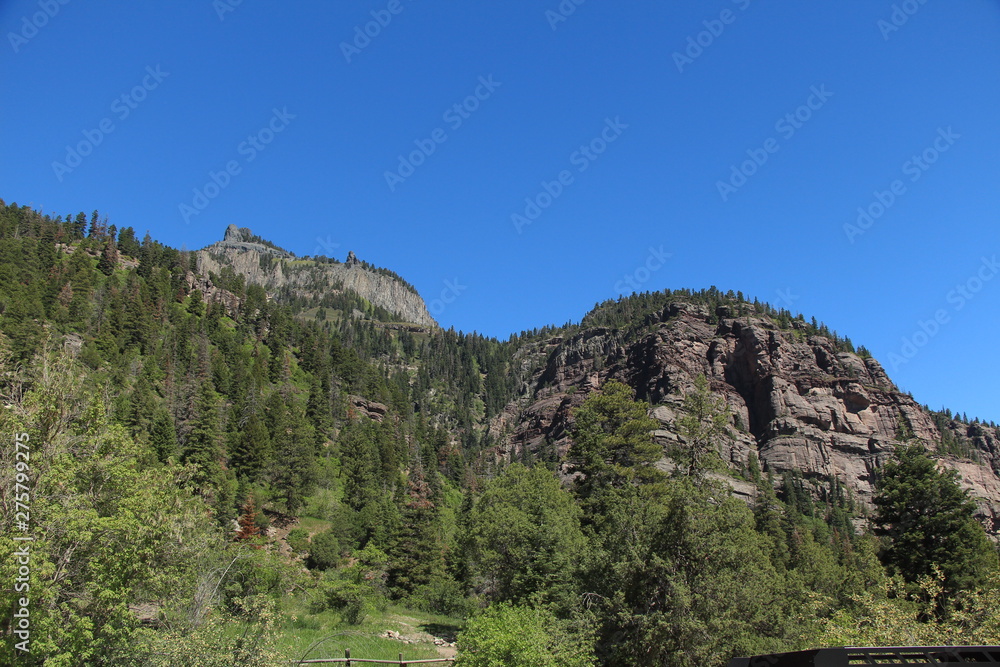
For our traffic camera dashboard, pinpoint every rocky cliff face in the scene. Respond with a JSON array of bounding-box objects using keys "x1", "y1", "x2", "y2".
[
  {"x1": 490, "y1": 301, "x2": 1000, "y2": 530},
  {"x1": 196, "y1": 225, "x2": 436, "y2": 327}
]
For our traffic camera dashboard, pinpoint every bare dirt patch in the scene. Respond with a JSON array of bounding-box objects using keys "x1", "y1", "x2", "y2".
[{"x1": 383, "y1": 613, "x2": 458, "y2": 659}]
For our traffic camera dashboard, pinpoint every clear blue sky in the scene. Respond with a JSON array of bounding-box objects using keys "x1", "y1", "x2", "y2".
[{"x1": 2, "y1": 1, "x2": 999, "y2": 422}]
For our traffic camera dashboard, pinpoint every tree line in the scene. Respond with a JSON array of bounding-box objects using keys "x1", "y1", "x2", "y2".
[{"x1": 1, "y1": 200, "x2": 998, "y2": 666}]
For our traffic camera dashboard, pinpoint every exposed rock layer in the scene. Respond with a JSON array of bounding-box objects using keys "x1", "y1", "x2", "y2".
[
  {"x1": 196, "y1": 226, "x2": 436, "y2": 327},
  {"x1": 492, "y1": 302, "x2": 1000, "y2": 529}
]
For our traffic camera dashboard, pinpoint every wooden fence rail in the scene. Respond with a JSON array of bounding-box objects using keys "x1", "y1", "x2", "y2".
[{"x1": 292, "y1": 648, "x2": 456, "y2": 665}]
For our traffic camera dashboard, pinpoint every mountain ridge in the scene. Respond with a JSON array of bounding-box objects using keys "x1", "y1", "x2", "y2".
[
  {"x1": 197, "y1": 225, "x2": 437, "y2": 328},
  {"x1": 3, "y1": 201, "x2": 999, "y2": 663},
  {"x1": 17, "y1": 208, "x2": 994, "y2": 531},
  {"x1": 484, "y1": 296, "x2": 1000, "y2": 532}
]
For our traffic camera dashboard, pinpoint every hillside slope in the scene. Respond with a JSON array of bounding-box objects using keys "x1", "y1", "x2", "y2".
[
  {"x1": 490, "y1": 297, "x2": 1000, "y2": 530},
  {"x1": 4, "y1": 202, "x2": 1000, "y2": 664},
  {"x1": 197, "y1": 225, "x2": 437, "y2": 328}
]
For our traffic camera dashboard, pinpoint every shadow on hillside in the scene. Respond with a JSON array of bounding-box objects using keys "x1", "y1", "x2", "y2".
[{"x1": 419, "y1": 622, "x2": 459, "y2": 643}]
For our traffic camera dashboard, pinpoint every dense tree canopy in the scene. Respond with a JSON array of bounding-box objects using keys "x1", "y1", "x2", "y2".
[
  {"x1": 1, "y1": 200, "x2": 998, "y2": 665},
  {"x1": 873, "y1": 444, "x2": 998, "y2": 600},
  {"x1": 464, "y1": 464, "x2": 585, "y2": 605}
]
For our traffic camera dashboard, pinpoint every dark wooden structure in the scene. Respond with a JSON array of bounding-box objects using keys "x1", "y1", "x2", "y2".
[{"x1": 728, "y1": 646, "x2": 1000, "y2": 666}]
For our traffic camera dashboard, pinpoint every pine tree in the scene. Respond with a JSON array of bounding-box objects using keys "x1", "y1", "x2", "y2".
[
  {"x1": 387, "y1": 470, "x2": 444, "y2": 597},
  {"x1": 674, "y1": 374, "x2": 730, "y2": 480},
  {"x1": 36, "y1": 221, "x2": 57, "y2": 275},
  {"x1": 754, "y1": 472, "x2": 790, "y2": 567},
  {"x1": 125, "y1": 376, "x2": 157, "y2": 439},
  {"x1": 137, "y1": 232, "x2": 154, "y2": 279},
  {"x1": 116, "y1": 226, "x2": 141, "y2": 257},
  {"x1": 339, "y1": 420, "x2": 382, "y2": 512},
  {"x1": 183, "y1": 381, "x2": 224, "y2": 494},
  {"x1": 97, "y1": 238, "x2": 119, "y2": 276},
  {"x1": 230, "y1": 410, "x2": 272, "y2": 481},
  {"x1": 306, "y1": 375, "x2": 332, "y2": 444},
  {"x1": 568, "y1": 379, "x2": 664, "y2": 512},
  {"x1": 274, "y1": 420, "x2": 318, "y2": 513},
  {"x1": 874, "y1": 444, "x2": 999, "y2": 601},
  {"x1": 72, "y1": 211, "x2": 88, "y2": 238},
  {"x1": 150, "y1": 409, "x2": 179, "y2": 462},
  {"x1": 235, "y1": 494, "x2": 262, "y2": 543}
]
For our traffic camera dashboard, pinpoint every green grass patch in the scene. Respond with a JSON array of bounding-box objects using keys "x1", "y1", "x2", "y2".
[
  {"x1": 297, "y1": 516, "x2": 333, "y2": 535},
  {"x1": 273, "y1": 602, "x2": 459, "y2": 663}
]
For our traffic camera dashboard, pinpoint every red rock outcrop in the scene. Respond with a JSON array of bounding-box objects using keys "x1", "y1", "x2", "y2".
[{"x1": 491, "y1": 301, "x2": 1000, "y2": 526}]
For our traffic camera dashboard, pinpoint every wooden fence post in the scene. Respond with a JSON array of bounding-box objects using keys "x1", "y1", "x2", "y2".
[
  {"x1": 344, "y1": 647, "x2": 350, "y2": 667},
  {"x1": 399, "y1": 652, "x2": 405, "y2": 666}
]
